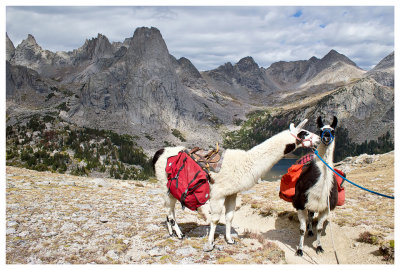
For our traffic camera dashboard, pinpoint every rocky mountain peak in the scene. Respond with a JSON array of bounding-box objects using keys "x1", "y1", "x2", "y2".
[
  {"x1": 365, "y1": 51, "x2": 394, "y2": 87},
  {"x1": 308, "y1": 56, "x2": 318, "y2": 63},
  {"x1": 6, "y1": 33, "x2": 15, "y2": 61},
  {"x1": 320, "y1": 49, "x2": 357, "y2": 67},
  {"x1": 78, "y1": 33, "x2": 113, "y2": 61},
  {"x1": 177, "y1": 57, "x2": 202, "y2": 79},
  {"x1": 16, "y1": 34, "x2": 41, "y2": 51},
  {"x1": 130, "y1": 27, "x2": 166, "y2": 49},
  {"x1": 371, "y1": 51, "x2": 394, "y2": 71},
  {"x1": 11, "y1": 34, "x2": 52, "y2": 69},
  {"x1": 127, "y1": 27, "x2": 170, "y2": 62},
  {"x1": 236, "y1": 56, "x2": 259, "y2": 72},
  {"x1": 25, "y1": 34, "x2": 39, "y2": 45}
]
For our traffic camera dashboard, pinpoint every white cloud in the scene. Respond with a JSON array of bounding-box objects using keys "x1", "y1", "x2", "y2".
[{"x1": 6, "y1": 6, "x2": 394, "y2": 71}]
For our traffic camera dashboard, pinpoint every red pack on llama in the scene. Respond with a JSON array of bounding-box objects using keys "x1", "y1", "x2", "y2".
[
  {"x1": 166, "y1": 151, "x2": 210, "y2": 211},
  {"x1": 279, "y1": 154, "x2": 345, "y2": 206}
]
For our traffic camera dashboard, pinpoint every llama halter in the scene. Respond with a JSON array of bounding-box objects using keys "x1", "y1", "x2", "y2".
[
  {"x1": 320, "y1": 127, "x2": 335, "y2": 146},
  {"x1": 290, "y1": 132, "x2": 316, "y2": 148}
]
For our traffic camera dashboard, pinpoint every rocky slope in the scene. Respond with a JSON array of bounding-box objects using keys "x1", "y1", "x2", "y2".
[
  {"x1": 6, "y1": 151, "x2": 394, "y2": 264},
  {"x1": 279, "y1": 77, "x2": 394, "y2": 144}
]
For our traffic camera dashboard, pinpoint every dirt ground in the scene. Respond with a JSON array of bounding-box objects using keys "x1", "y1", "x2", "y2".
[{"x1": 5, "y1": 151, "x2": 394, "y2": 264}]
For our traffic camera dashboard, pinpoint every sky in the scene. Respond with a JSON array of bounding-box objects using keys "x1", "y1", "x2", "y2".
[{"x1": 5, "y1": 5, "x2": 395, "y2": 71}]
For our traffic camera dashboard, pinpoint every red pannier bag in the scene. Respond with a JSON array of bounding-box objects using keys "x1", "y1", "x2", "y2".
[
  {"x1": 334, "y1": 168, "x2": 346, "y2": 206},
  {"x1": 165, "y1": 151, "x2": 210, "y2": 211},
  {"x1": 279, "y1": 164, "x2": 304, "y2": 202},
  {"x1": 279, "y1": 156, "x2": 345, "y2": 206}
]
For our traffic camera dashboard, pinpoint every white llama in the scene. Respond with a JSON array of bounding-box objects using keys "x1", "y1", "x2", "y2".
[
  {"x1": 292, "y1": 116, "x2": 338, "y2": 256},
  {"x1": 153, "y1": 119, "x2": 320, "y2": 251}
]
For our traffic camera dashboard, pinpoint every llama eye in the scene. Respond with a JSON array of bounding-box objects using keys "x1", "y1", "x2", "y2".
[{"x1": 297, "y1": 131, "x2": 308, "y2": 139}]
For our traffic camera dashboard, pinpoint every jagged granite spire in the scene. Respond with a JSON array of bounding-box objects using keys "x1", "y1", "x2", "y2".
[{"x1": 6, "y1": 33, "x2": 15, "y2": 61}]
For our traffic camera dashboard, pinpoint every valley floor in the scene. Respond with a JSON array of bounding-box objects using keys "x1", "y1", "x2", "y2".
[{"x1": 5, "y1": 151, "x2": 394, "y2": 264}]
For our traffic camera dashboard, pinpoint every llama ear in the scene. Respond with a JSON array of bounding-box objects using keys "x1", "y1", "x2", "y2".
[
  {"x1": 317, "y1": 116, "x2": 324, "y2": 129},
  {"x1": 331, "y1": 116, "x2": 338, "y2": 129},
  {"x1": 296, "y1": 119, "x2": 308, "y2": 130},
  {"x1": 289, "y1": 123, "x2": 295, "y2": 133}
]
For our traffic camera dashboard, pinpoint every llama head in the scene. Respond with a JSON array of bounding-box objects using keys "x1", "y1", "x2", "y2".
[
  {"x1": 288, "y1": 119, "x2": 320, "y2": 149},
  {"x1": 317, "y1": 116, "x2": 338, "y2": 145}
]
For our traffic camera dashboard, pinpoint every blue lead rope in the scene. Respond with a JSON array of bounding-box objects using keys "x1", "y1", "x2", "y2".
[{"x1": 314, "y1": 150, "x2": 394, "y2": 200}]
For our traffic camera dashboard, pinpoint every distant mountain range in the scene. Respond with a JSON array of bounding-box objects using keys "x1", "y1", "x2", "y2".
[{"x1": 6, "y1": 27, "x2": 394, "y2": 154}]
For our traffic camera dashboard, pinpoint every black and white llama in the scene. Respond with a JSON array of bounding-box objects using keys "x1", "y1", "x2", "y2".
[{"x1": 292, "y1": 116, "x2": 338, "y2": 256}]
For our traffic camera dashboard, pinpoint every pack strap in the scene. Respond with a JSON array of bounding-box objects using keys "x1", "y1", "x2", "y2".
[
  {"x1": 180, "y1": 170, "x2": 201, "y2": 209},
  {"x1": 173, "y1": 157, "x2": 187, "y2": 189}
]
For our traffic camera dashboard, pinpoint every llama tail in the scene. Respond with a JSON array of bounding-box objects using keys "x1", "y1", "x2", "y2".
[{"x1": 152, "y1": 148, "x2": 165, "y2": 171}]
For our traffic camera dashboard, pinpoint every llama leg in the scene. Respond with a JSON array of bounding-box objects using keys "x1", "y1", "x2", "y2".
[
  {"x1": 224, "y1": 193, "x2": 237, "y2": 244},
  {"x1": 165, "y1": 194, "x2": 184, "y2": 239},
  {"x1": 296, "y1": 209, "x2": 307, "y2": 256},
  {"x1": 307, "y1": 211, "x2": 314, "y2": 236},
  {"x1": 164, "y1": 194, "x2": 174, "y2": 236},
  {"x1": 316, "y1": 209, "x2": 329, "y2": 254},
  {"x1": 204, "y1": 197, "x2": 225, "y2": 252}
]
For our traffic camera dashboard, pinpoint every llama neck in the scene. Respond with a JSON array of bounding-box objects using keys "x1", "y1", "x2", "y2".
[
  {"x1": 247, "y1": 130, "x2": 296, "y2": 182},
  {"x1": 305, "y1": 140, "x2": 336, "y2": 212},
  {"x1": 315, "y1": 140, "x2": 335, "y2": 167}
]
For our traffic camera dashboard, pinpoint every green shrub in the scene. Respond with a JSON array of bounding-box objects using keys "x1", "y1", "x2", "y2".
[
  {"x1": 7, "y1": 115, "x2": 155, "y2": 179},
  {"x1": 27, "y1": 115, "x2": 45, "y2": 131},
  {"x1": 45, "y1": 93, "x2": 55, "y2": 101},
  {"x1": 171, "y1": 129, "x2": 186, "y2": 142}
]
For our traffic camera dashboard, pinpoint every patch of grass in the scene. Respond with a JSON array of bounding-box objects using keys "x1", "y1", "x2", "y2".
[
  {"x1": 261, "y1": 242, "x2": 285, "y2": 264},
  {"x1": 160, "y1": 255, "x2": 170, "y2": 263},
  {"x1": 379, "y1": 240, "x2": 394, "y2": 263},
  {"x1": 148, "y1": 177, "x2": 158, "y2": 184},
  {"x1": 357, "y1": 231, "x2": 383, "y2": 245},
  {"x1": 243, "y1": 231, "x2": 265, "y2": 245},
  {"x1": 217, "y1": 256, "x2": 238, "y2": 264}
]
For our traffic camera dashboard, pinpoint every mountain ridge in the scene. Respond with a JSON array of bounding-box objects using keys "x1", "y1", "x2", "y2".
[{"x1": 6, "y1": 27, "x2": 394, "y2": 154}]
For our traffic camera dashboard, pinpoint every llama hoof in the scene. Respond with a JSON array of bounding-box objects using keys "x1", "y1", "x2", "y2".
[
  {"x1": 295, "y1": 249, "x2": 303, "y2": 256},
  {"x1": 316, "y1": 246, "x2": 324, "y2": 254},
  {"x1": 227, "y1": 239, "x2": 235, "y2": 245},
  {"x1": 203, "y1": 242, "x2": 215, "y2": 252},
  {"x1": 307, "y1": 230, "x2": 314, "y2": 237}
]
